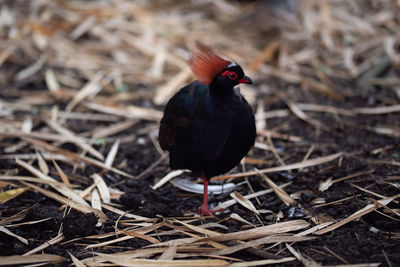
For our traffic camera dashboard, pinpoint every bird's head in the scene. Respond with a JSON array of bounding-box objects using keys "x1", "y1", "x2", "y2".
[
  {"x1": 216, "y1": 62, "x2": 253, "y2": 88},
  {"x1": 189, "y1": 44, "x2": 252, "y2": 92}
]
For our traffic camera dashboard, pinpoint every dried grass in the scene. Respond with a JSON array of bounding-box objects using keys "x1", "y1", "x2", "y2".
[{"x1": 0, "y1": 0, "x2": 399, "y2": 266}]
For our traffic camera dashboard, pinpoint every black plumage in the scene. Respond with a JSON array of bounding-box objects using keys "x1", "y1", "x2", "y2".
[{"x1": 159, "y1": 46, "x2": 256, "y2": 216}]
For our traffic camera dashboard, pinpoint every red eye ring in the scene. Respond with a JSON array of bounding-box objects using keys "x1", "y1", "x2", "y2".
[
  {"x1": 221, "y1": 70, "x2": 238, "y2": 80},
  {"x1": 228, "y1": 72, "x2": 237, "y2": 80}
]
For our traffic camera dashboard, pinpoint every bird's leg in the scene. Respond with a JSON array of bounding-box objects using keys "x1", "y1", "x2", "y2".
[
  {"x1": 200, "y1": 174, "x2": 225, "y2": 216},
  {"x1": 200, "y1": 174, "x2": 212, "y2": 216}
]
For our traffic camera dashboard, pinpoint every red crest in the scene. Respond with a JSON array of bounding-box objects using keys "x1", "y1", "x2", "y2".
[{"x1": 189, "y1": 44, "x2": 230, "y2": 85}]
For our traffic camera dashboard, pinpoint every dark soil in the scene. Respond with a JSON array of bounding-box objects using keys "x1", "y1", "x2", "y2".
[{"x1": 0, "y1": 83, "x2": 399, "y2": 266}]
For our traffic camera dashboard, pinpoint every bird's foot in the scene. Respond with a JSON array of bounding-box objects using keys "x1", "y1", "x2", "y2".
[{"x1": 200, "y1": 204, "x2": 225, "y2": 217}]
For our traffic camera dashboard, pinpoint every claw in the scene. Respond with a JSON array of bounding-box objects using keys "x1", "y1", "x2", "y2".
[{"x1": 201, "y1": 205, "x2": 225, "y2": 217}]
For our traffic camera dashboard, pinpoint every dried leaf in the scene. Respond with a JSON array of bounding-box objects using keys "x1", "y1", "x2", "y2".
[
  {"x1": 21, "y1": 181, "x2": 107, "y2": 222},
  {"x1": 157, "y1": 245, "x2": 177, "y2": 260},
  {"x1": 0, "y1": 254, "x2": 65, "y2": 265},
  {"x1": 23, "y1": 233, "x2": 64, "y2": 256},
  {"x1": 230, "y1": 213, "x2": 256, "y2": 228},
  {"x1": 36, "y1": 151, "x2": 49, "y2": 175},
  {"x1": 215, "y1": 183, "x2": 291, "y2": 210},
  {"x1": 229, "y1": 258, "x2": 296, "y2": 266},
  {"x1": 68, "y1": 252, "x2": 85, "y2": 267},
  {"x1": 152, "y1": 170, "x2": 185, "y2": 190},
  {"x1": 315, "y1": 194, "x2": 400, "y2": 235},
  {"x1": 92, "y1": 173, "x2": 111, "y2": 204},
  {"x1": 45, "y1": 69, "x2": 61, "y2": 93},
  {"x1": 85, "y1": 102, "x2": 162, "y2": 121},
  {"x1": 200, "y1": 220, "x2": 309, "y2": 242},
  {"x1": 319, "y1": 177, "x2": 334, "y2": 192},
  {"x1": 0, "y1": 226, "x2": 28, "y2": 245},
  {"x1": 256, "y1": 171, "x2": 295, "y2": 206},
  {"x1": 0, "y1": 188, "x2": 27, "y2": 204},
  {"x1": 212, "y1": 152, "x2": 343, "y2": 181},
  {"x1": 96, "y1": 253, "x2": 229, "y2": 267},
  {"x1": 230, "y1": 192, "x2": 260, "y2": 215},
  {"x1": 91, "y1": 188, "x2": 102, "y2": 211},
  {"x1": 211, "y1": 235, "x2": 315, "y2": 256},
  {"x1": 66, "y1": 72, "x2": 104, "y2": 111},
  {"x1": 105, "y1": 138, "x2": 120, "y2": 168},
  {"x1": 16, "y1": 158, "x2": 89, "y2": 206},
  {"x1": 52, "y1": 159, "x2": 71, "y2": 186},
  {"x1": 286, "y1": 243, "x2": 321, "y2": 267}
]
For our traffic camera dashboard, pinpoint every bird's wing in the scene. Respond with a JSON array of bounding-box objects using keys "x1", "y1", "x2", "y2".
[
  {"x1": 158, "y1": 84, "x2": 232, "y2": 163},
  {"x1": 158, "y1": 86, "x2": 193, "y2": 151}
]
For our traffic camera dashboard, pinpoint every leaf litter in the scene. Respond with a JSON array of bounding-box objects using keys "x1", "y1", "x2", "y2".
[{"x1": 0, "y1": 0, "x2": 399, "y2": 266}]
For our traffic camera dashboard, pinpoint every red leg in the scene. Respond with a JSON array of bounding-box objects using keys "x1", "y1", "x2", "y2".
[
  {"x1": 200, "y1": 174, "x2": 225, "y2": 216},
  {"x1": 200, "y1": 174, "x2": 212, "y2": 216}
]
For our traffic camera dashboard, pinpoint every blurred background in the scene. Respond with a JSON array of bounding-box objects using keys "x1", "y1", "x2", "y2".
[{"x1": 1, "y1": 0, "x2": 399, "y2": 108}]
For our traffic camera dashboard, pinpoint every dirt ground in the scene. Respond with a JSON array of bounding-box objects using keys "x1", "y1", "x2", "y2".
[
  {"x1": 1, "y1": 80, "x2": 399, "y2": 266},
  {"x1": 1, "y1": 1, "x2": 400, "y2": 266}
]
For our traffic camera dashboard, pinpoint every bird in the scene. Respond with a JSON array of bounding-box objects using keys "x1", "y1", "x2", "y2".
[{"x1": 158, "y1": 44, "x2": 256, "y2": 216}]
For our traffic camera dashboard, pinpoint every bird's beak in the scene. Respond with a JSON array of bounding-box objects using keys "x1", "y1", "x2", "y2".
[{"x1": 238, "y1": 76, "x2": 253, "y2": 84}]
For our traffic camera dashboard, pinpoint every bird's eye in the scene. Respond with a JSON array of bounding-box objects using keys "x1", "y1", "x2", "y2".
[{"x1": 228, "y1": 72, "x2": 237, "y2": 80}]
